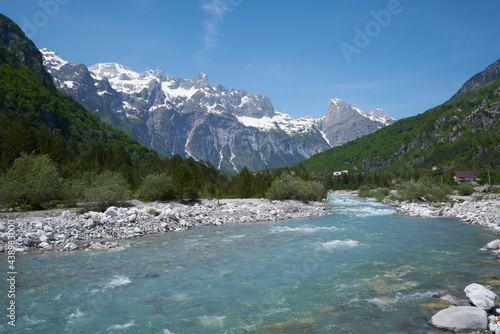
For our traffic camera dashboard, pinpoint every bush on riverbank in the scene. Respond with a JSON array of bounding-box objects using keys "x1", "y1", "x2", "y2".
[
  {"x1": 358, "y1": 185, "x2": 390, "y2": 202},
  {"x1": 397, "y1": 179, "x2": 452, "y2": 202},
  {"x1": 137, "y1": 172, "x2": 175, "y2": 201},
  {"x1": 266, "y1": 174, "x2": 326, "y2": 202},
  {"x1": 0, "y1": 153, "x2": 63, "y2": 207},
  {"x1": 457, "y1": 183, "x2": 474, "y2": 196}
]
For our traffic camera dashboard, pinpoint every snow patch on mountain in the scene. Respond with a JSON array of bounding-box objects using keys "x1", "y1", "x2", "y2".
[
  {"x1": 41, "y1": 48, "x2": 396, "y2": 171},
  {"x1": 236, "y1": 112, "x2": 320, "y2": 135},
  {"x1": 40, "y1": 48, "x2": 70, "y2": 71}
]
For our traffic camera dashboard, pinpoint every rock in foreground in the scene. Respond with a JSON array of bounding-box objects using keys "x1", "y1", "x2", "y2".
[
  {"x1": 464, "y1": 283, "x2": 498, "y2": 311},
  {"x1": 429, "y1": 306, "x2": 488, "y2": 332}
]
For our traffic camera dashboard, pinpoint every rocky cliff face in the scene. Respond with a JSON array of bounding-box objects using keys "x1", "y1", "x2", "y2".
[
  {"x1": 41, "y1": 48, "x2": 395, "y2": 171},
  {"x1": 451, "y1": 58, "x2": 500, "y2": 100},
  {"x1": 319, "y1": 98, "x2": 394, "y2": 147}
]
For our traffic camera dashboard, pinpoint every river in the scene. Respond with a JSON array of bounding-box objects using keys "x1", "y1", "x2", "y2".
[{"x1": 1, "y1": 193, "x2": 498, "y2": 333}]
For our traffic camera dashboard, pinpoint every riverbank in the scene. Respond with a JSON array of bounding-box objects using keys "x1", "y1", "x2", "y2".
[
  {"x1": 335, "y1": 189, "x2": 500, "y2": 234},
  {"x1": 395, "y1": 193, "x2": 500, "y2": 234},
  {"x1": 0, "y1": 198, "x2": 331, "y2": 253}
]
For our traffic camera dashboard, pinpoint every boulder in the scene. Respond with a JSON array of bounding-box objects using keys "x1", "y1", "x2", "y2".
[
  {"x1": 37, "y1": 230, "x2": 48, "y2": 243},
  {"x1": 39, "y1": 242, "x2": 53, "y2": 250},
  {"x1": 429, "y1": 306, "x2": 488, "y2": 332},
  {"x1": 61, "y1": 211, "x2": 72, "y2": 220},
  {"x1": 464, "y1": 283, "x2": 498, "y2": 310},
  {"x1": 63, "y1": 242, "x2": 79, "y2": 251},
  {"x1": 88, "y1": 242, "x2": 104, "y2": 249},
  {"x1": 23, "y1": 233, "x2": 41, "y2": 247},
  {"x1": 104, "y1": 207, "x2": 118, "y2": 217},
  {"x1": 440, "y1": 294, "x2": 458, "y2": 305},
  {"x1": 483, "y1": 239, "x2": 500, "y2": 250}
]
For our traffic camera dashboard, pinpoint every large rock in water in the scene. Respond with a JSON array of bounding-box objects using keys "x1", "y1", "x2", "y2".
[
  {"x1": 428, "y1": 306, "x2": 488, "y2": 332},
  {"x1": 464, "y1": 283, "x2": 498, "y2": 310}
]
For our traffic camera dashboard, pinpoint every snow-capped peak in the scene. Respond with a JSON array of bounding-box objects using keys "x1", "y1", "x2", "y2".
[
  {"x1": 235, "y1": 112, "x2": 318, "y2": 135},
  {"x1": 367, "y1": 108, "x2": 396, "y2": 126},
  {"x1": 89, "y1": 63, "x2": 137, "y2": 81},
  {"x1": 40, "y1": 48, "x2": 70, "y2": 71}
]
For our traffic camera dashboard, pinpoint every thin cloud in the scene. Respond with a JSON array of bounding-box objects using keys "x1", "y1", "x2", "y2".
[{"x1": 196, "y1": 0, "x2": 240, "y2": 69}]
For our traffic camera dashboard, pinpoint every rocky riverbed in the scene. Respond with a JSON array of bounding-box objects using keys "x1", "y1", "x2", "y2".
[
  {"x1": 429, "y1": 282, "x2": 500, "y2": 333},
  {"x1": 396, "y1": 193, "x2": 500, "y2": 233},
  {"x1": 0, "y1": 198, "x2": 331, "y2": 253}
]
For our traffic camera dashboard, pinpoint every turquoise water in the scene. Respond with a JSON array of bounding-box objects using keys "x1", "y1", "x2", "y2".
[{"x1": 1, "y1": 194, "x2": 498, "y2": 333}]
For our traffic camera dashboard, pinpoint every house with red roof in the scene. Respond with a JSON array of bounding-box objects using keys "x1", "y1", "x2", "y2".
[{"x1": 452, "y1": 171, "x2": 475, "y2": 183}]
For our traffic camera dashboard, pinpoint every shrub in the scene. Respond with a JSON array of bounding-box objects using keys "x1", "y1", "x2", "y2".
[
  {"x1": 358, "y1": 186, "x2": 390, "y2": 202},
  {"x1": 0, "y1": 153, "x2": 62, "y2": 204},
  {"x1": 398, "y1": 179, "x2": 451, "y2": 202},
  {"x1": 266, "y1": 174, "x2": 326, "y2": 202},
  {"x1": 62, "y1": 172, "x2": 93, "y2": 201},
  {"x1": 457, "y1": 183, "x2": 474, "y2": 196},
  {"x1": 137, "y1": 173, "x2": 174, "y2": 201},
  {"x1": 373, "y1": 188, "x2": 390, "y2": 202},
  {"x1": 358, "y1": 185, "x2": 373, "y2": 198},
  {"x1": 84, "y1": 170, "x2": 132, "y2": 203}
]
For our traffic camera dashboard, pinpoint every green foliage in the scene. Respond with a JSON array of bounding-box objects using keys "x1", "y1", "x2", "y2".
[
  {"x1": 235, "y1": 167, "x2": 253, "y2": 198},
  {"x1": 397, "y1": 179, "x2": 452, "y2": 203},
  {"x1": 269, "y1": 127, "x2": 287, "y2": 136},
  {"x1": 84, "y1": 170, "x2": 132, "y2": 203},
  {"x1": 266, "y1": 173, "x2": 326, "y2": 202},
  {"x1": 298, "y1": 78, "x2": 500, "y2": 178},
  {"x1": 136, "y1": 173, "x2": 174, "y2": 201},
  {"x1": 358, "y1": 185, "x2": 390, "y2": 202},
  {"x1": 0, "y1": 153, "x2": 62, "y2": 204},
  {"x1": 457, "y1": 183, "x2": 474, "y2": 196}
]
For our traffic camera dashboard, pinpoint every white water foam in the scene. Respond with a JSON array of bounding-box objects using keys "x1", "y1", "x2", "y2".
[
  {"x1": 359, "y1": 290, "x2": 438, "y2": 310},
  {"x1": 107, "y1": 320, "x2": 135, "y2": 330},
  {"x1": 103, "y1": 275, "x2": 132, "y2": 291},
  {"x1": 329, "y1": 194, "x2": 396, "y2": 217},
  {"x1": 344, "y1": 206, "x2": 395, "y2": 217},
  {"x1": 163, "y1": 329, "x2": 177, "y2": 334},
  {"x1": 271, "y1": 225, "x2": 337, "y2": 233},
  {"x1": 317, "y1": 239, "x2": 359, "y2": 250},
  {"x1": 68, "y1": 309, "x2": 84, "y2": 322},
  {"x1": 199, "y1": 315, "x2": 226, "y2": 328},
  {"x1": 24, "y1": 316, "x2": 47, "y2": 325}
]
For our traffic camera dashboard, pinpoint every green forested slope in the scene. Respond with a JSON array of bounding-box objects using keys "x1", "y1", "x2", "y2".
[{"x1": 300, "y1": 78, "x2": 500, "y2": 174}]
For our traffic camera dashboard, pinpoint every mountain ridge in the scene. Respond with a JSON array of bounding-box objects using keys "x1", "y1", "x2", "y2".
[
  {"x1": 41, "y1": 48, "x2": 395, "y2": 171},
  {"x1": 298, "y1": 58, "x2": 500, "y2": 174},
  {"x1": 450, "y1": 58, "x2": 500, "y2": 100},
  {"x1": 0, "y1": 13, "x2": 160, "y2": 179}
]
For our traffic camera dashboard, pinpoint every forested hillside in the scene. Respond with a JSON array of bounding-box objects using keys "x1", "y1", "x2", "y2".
[
  {"x1": 0, "y1": 15, "x2": 226, "y2": 206},
  {"x1": 0, "y1": 14, "x2": 327, "y2": 208},
  {"x1": 300, "y1": 76, "x2": 500, "y2": 178}
]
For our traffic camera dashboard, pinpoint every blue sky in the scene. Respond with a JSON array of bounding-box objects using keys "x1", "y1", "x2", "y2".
[{"x1": 3, "y1": 0, "x2": 500, "y2": 120}]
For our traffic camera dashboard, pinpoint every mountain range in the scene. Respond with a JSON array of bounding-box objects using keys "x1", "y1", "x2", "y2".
[
  {"x1": 299, "y1": 57, "x2": 500, "y2": 174},
  {"x1": 41, "y1": 49, "x2": 395, "y2": 171}
]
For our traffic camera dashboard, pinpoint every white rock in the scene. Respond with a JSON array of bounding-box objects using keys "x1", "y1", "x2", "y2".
[
  {"x1": 39, "y1": 242, "x2": 53, "y2": 250},
  {"x1": 63, "y1": 242, "x2": 79, "y2": 251},
  {"x1": 429, "y1": 306, "x2": 488, "y2": 332},
  {"x1": 104, "y1": 207, "x2": 118, "y2": 217},
  {"x1": 483, "y1": 239, "x2": 500, "y2": 250},
  {"x1": 464, "y1": 283, "x2": 498, "y2": 310},
  {"x1": 61, "y1": 211, "x2": 72, "y2": 220},
  {"x1": 37, "y1": 230, "x2": 48, "y2": 243}
]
